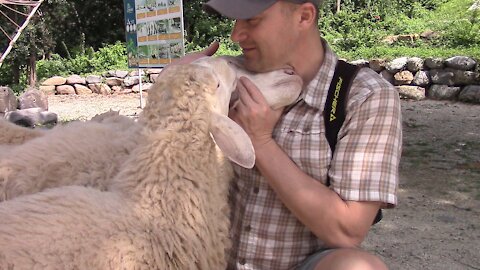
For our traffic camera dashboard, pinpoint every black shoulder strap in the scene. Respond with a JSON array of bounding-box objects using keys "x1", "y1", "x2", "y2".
[
  {"x1": 324, "y1": 60, "x2": 383, "y2": 225},
  {"x1": 324, "y1": 60, "x2": 359, "y2": 155}
]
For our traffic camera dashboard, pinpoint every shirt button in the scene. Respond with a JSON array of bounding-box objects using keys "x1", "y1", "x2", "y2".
[
  {"x1": 245, "y1": 225, "x2": 251, "y2": 232},
  {"x1": 239, "y1": 258, "x2": 246, "y2": 265},
  {"x1": 253, "y1": 187, "x2": 259, "y2": 194}
]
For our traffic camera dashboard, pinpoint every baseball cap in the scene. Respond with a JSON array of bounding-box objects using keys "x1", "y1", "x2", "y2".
[{"x1": 204, "y1": 0, "x2": 320, "y2": 20}]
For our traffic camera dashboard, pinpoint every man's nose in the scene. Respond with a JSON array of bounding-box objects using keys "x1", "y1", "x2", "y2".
[{"x1": 231, "y1": 20, "x2": 247, "y2": 43}]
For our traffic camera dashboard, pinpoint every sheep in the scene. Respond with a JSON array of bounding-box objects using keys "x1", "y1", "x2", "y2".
[
  {"x1": 0, "y1": 63, "x2": 238, "y2": 269},
  {"x1": 0, "y1": 58, "x2": 302, "y2": 269},
  {"x1": 0, "y1": 56, "x2": 302, "y2": 202}
]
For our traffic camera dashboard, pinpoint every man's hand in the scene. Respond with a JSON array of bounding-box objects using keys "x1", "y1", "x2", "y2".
[
  {"x1": 170, "y1": 41, "x2": 219, "y2": 65},
  {"x1": 229, "y1": 76, "x2": 283, "y2": 150}
]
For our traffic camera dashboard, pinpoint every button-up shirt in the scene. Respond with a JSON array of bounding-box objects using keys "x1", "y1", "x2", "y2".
[{"x1": 227, "y1": 40, "x2": 402, "y2": 270}]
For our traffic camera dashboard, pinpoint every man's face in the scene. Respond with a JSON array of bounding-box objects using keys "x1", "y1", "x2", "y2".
[{"x1": 230, "y1": 2, "x2": 298, "y2": 73}]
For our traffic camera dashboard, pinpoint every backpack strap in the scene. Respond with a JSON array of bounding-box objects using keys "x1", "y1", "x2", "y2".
[
  {"x1": 324, "y1": 59, "x2": 360, "y2": 167},
  {"x1": 324, "y1": 60, "x2": 382, "y2": 225}
]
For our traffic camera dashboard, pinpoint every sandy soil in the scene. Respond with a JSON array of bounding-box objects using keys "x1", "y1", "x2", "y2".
[{"x1": 48, "y1": 94, "x2": 480, "y2": 270}]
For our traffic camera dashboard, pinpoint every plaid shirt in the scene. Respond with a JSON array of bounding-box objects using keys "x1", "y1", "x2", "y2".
[{"x1": 227, "y1": 40, "x2": 402, "y2": 270}]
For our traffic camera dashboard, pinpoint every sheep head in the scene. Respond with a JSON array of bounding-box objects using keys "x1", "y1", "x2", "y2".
[
  {"x1": 192, "y1": 56, "x2": 303, "y2": 169},
  {"x1": 143, "y1": 64, "x2": 255, "y2": 169},
  {"x1": 194, "y1": 56, "x2": 304, "y2": 111},
  {"x1": 147, "y1": 57, "x2": 303, "y2": 169}
]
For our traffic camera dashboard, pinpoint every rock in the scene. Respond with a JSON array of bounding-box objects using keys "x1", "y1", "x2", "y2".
[
  {"x1": 396, "y1": 86, "x2": 426, "y2": 100},
  {"x1": 420, "y1": 30, "x2": 439, "y2": 39},
  {"x1": 469, "y1": 0, "x2": 480, "y2": 10},
  {"x1": 146, "y1": 68, "x2": 163, "y2": 74},
  {"x1": 350, "y1": 59, "x2": 369, "y2": 67},
  {"x1": 445, "y1": 56, "x2": 477, "y2": 71},
  {"x1": 132, "y1": 83, "x2": 153, "y2": 93},
  {"x1": 111, "y1": 86, "x2": 123, "y2": 93},
  {"x1": 428, "y1": 84, "x2": 461, "y2": 100},
  {"x1": 458, "y1": 85, "x2": 480, "y2": 103},
  {"x1": 42, "y1": 76, "x2": 67, "y2": 86},
  {"x1": 56, "y1": 85, "x2": 76, "y2": 95},
  {"x1": 129, "y1": 70, "x2": 145, "y2": 77},
  {"x1": 18, "y1": 88, "x2": 48, "y2": 110},
  {"x1": 424, "y1": 58, "x2": 444, "y2": 69},
  {"x1": 5, "y1": 108, "x2": 57, "y2": 127},
  {"x1": 124, "y1": 76, "x2": 140, "y2": 87},
  {"x1": 394, "y1": 70, "x2": 414, "y2": 85},
  {"x1": 0, "y1": 86, "x2": 18, "y2": 114},
  {"x1": 115, "y1": 70, "x2": 129, "y2": 78},
  {"x1": 407, "y1": 57, "x2": 424, "y2": 73},
  {"x1": 105, "y1": 77, "x2": 123, "y2": 87},
  {"x1": 85, "y1": 75, "x2": 102, "y2": 84},
  {"x1": 39, "y1": 85, "x2": 56, "y2": 95},
  {"x1": 412, "y1": 71, "x2": 430, "y2": 86},
  {"x1": 66, "y1": 75, "x2": 86, "y2": 85},
  {"x1": 380, "y1": 70, "x2": 394, "y2": 85},
  {"x1": 369, "y1": 59, "x2": 387, "y2": 72},
  {"x1": 385, "y1": 57, "x2": 408, "y2": 74},
  {"x1": 150, "y1": 73, "x2": 162, "y2": 83},
  {"x1": 451, "y1": 69, "x2": 480, "y2": 85},
  {"x1": 430, "y1": 69, "x2": 455, "y2": 86},
  {"x1": 74, "y1": 84, "x2": 93, "y2": 95},
  {"x1": 88, "y1": 83, "x2": 112, "y2": 95},
  {"x1": 116, "y1": 88, "x2": 133, "y2": 94}
]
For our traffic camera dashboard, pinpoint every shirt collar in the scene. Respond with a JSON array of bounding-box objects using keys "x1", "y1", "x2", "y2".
[{"x1": 301, "y1": 38, "x2": 338, "y2": 111}]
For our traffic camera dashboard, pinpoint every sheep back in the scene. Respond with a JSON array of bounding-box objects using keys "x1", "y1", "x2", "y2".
[{"x1": 0, "y1": 116, "x2": 140, "y2": 201}]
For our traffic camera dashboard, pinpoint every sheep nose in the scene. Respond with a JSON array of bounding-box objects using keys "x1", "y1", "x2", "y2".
[{"x1": 284, "y1": 68, "x2": 296, "y2": 75}]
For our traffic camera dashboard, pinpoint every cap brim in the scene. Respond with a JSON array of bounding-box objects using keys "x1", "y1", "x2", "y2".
[{"x1": 204, "y1": 0, "x2": 277, "y2": 20}]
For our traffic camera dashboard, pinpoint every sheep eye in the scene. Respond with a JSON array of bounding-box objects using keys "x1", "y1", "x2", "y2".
[{"x1": 217, "y1": 83, "x2": 220, "y2": 88}]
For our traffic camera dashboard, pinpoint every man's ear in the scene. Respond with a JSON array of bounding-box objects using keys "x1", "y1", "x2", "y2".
[{"x1": 297, "y1": 3, "x2": 317, "y2": 29}]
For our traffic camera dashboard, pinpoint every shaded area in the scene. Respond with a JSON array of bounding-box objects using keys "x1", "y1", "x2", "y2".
[{"x1": 364, "y1": 100, "x2": 480, "y2": 270}]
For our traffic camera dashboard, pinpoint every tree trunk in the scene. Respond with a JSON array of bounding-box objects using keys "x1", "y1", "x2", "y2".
[
  {"x1": 336, "y1": 0, "x2": 341, "y2": 13},
  {"x1": 28, "y1": 53, "x2": 37, "y2": 87},
  {"x1": 11, "y1": 63, "x2": 20, "y2": 85}
]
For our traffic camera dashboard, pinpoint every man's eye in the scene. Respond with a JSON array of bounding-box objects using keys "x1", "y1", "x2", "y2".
[{"x1": 247, "y1": 18, "x2": 260, "y2": 25}]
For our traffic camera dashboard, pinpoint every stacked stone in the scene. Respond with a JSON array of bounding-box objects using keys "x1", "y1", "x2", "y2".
[
  {"x1": 39, "y1": 68, "x2": 163, "y2": 96},
  {"x1": 38, "y1": 56, "x2": 480, "y2": 104},
  {"x1": 361, "y1": 56, "x2": 480, "y2": 103}
]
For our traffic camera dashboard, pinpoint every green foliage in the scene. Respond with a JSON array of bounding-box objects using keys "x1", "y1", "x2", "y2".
[
  {"x1": 435, "y1": 10, "x2": 480, "y2": 48},
  {"x1": 320, "y1": 7, "x2": 384, "y2": 52},
  {"x1": 2, "y1": 0, "x2": 479, "y2": 90},
  {"x1": 36, "y1": 42, "x2": 128, "y2": 81},
  {"x1": 183, "y1": 0, "x2": 233, "y2": 49},
  {"x1": 214, "y1": 40, "x2": 241, "y2": 56}
]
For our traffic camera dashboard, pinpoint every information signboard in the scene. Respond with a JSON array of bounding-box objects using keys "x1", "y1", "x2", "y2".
[{"x1": 123, "y1": 0, "x2": 185, "y2": 68}]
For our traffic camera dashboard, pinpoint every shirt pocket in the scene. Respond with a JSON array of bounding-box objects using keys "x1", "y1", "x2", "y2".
[{"x1": 275, "y1": 115, "x2": 331, "y2": 184}]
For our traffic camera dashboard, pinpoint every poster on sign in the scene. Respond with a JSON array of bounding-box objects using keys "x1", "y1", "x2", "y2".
[{"x1": 123, "y1": 0, "x2": 185, "y2": 68}]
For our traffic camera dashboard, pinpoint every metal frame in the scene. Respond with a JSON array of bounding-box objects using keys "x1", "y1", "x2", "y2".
[{"x1": 0, "y1": 0, "x2": 44, "y2": 67}]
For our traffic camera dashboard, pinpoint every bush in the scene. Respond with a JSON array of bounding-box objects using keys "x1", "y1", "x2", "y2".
[
  {"x1": 320, "y1": 7, "x2": 384, "y2": 52},
  {"x1": 37, "y1": 42, "x2": 128, "y2": 81},
  {"x1": 436, "y1": 11, "x2": 480, "y2": 48}
]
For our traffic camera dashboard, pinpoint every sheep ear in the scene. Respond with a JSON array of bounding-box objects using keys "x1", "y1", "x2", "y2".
[{"x1": 210, "y1": 112, "x2": 255, "y2": 169}]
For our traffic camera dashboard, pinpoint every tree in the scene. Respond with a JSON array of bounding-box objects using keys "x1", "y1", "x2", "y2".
[{"x1": 1, "y1": 3, "x2": 54, "y2": 86}]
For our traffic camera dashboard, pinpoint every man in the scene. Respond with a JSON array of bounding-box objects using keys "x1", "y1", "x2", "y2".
[{"x1": 176, "y1": 0, "x2": 402, "y2": 269}]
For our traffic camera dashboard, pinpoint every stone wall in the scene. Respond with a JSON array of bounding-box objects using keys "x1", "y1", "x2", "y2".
[
  {"x1": 39, "y1": 68, "x2": 162, "y2": 96},
  {"x1": 351, "y1": 56, "x2": 480, "y2": 104},
  {"x1": 39, "y1": 56, "x2": 480, "y2": 104}
]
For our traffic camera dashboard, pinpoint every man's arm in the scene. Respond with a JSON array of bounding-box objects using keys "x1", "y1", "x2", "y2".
[{"x1": 230, "y1": 77, "x2": 382, "y2": 248}]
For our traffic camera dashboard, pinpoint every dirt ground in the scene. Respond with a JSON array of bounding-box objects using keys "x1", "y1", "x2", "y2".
[{"x1": 48, "y1": 94, "x2": 480, "y2": 270}]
